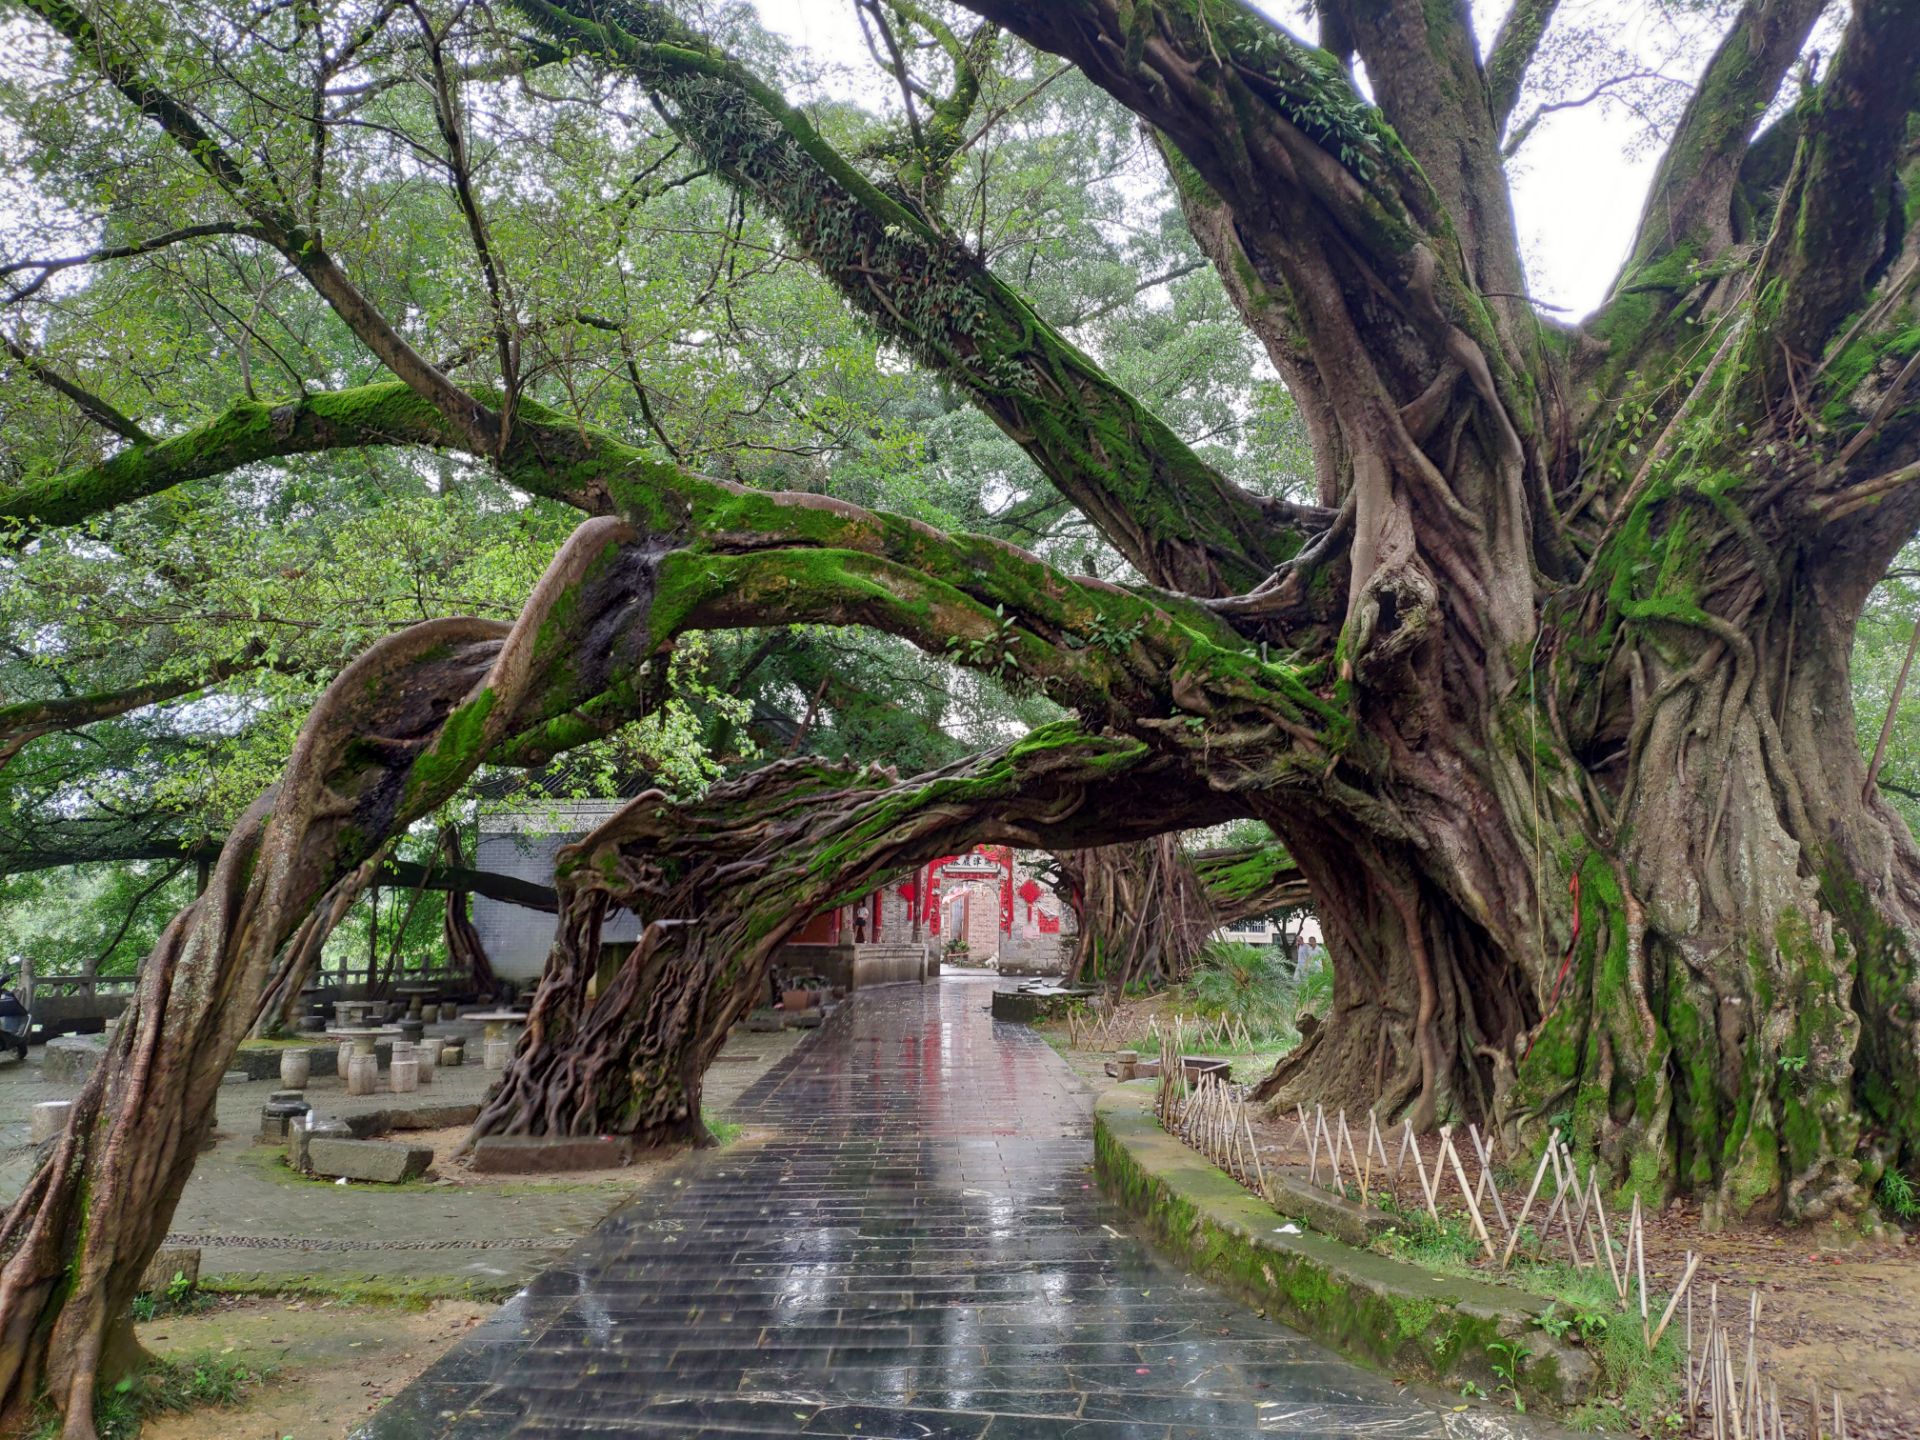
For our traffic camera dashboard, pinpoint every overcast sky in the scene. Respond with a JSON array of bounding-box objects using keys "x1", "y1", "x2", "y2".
[{"x1": 751, "y1": 0, "x2": 1779, "y2": 320}]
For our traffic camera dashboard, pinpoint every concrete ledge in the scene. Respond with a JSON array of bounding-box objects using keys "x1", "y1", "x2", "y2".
[
  {"x1": 989, "y1": 987, "x2": 1091, "y2": 1023},
  {"x1": 1094, "y1": 1083, "x2": 1594, "y2": 1411},
  {"x1": 469, "y1": 1134, "x2": 633, "y2": 1173}
]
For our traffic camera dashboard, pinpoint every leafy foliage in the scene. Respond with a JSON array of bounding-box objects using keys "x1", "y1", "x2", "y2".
[{"x1": 1185, "y1": 939, "x2": 1327, "y2": 1043}]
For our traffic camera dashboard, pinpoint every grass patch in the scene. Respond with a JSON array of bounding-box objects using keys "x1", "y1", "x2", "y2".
[
  {"x1": 30, "y1": 1354, "x2": 271, "y2": 1439},
  {"x1": 704, "y1": 1115, "x2": 745, "y2": 1147},
  {"x1": 201, "y1": 1270, "x2": 518, "y2": 1308},
  {"x1": 1372, "y1": 1209, "x2": 1684, "y2": 1428}
]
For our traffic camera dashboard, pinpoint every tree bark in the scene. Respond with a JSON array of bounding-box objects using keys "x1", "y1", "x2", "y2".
[{"x1": 472, "y1": 735, "x2": 1243, "y2": 1145}]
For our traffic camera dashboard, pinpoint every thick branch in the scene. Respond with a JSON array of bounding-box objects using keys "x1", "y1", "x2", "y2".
[
  {"x1": 1614, "y1": 0, "x2": 1826, "y2": 277},
  {"x1": 25, "y1": 0, "x2": 501, "y2": 454},
  {"x1": 1761, "y1": 0, "x2": 1920, "y2": 372},
  {"x1": 517, "y1": 0, "x2": 1299, "y2": 596},
  {"x1": 0, "y1": 656, "x2": 260, "y2": 770},
  {"x1": 1487, "y1": 0, "x2": 1563, "y2": 130}
]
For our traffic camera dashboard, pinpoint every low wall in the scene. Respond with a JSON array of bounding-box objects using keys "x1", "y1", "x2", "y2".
[
  {"x1": 995, "y1": 933, "x2": 1068, "y2": 976},
  {"x1": 772, "y1": 943, "x2": 927, "y2": 990},
  {"x1": 1093, "y1": 1082, "x2": 1594, "y2": 1411}
]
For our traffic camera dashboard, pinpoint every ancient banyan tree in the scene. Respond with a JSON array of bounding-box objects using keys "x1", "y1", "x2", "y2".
[{"x1": 3, "y1": 0, "x2": 1919, "y2": 1430}]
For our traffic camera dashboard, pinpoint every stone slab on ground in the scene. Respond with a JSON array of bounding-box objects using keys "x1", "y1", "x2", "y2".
[
  {"x1": 468, "y1": 1135, "x2": 633, "y2": 1174},
  {"x1": 29, "y1": 1099, "x2": 71, "y2": 1143},
  {"x1": 139, "y1": 1245, "x2": 200, "y2": 1294},
  {"x1": 989, "y1": 984, "x2": 1092, "y2": 1023},
  {"x1": 306, "y1": 1137, "x2": 433, "y2": 1184},
  {"x1": 41, "y1": 1035, "x2": 104, "y2": 1084},
  {"x1": 342, "y1": 1100, "x2": 480, "y2": 1137},
  {"x1": 288, "y1": 1115, "x2": 353, "y2": 1172},
  {"x1": 1263, "y1": 1163, "x2": 1399, "y2": 1248}
]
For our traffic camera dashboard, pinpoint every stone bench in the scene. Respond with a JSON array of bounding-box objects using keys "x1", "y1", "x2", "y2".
[
  {"x1": 468, "y1": 1134, "x2": 633, "y2": 1174},
  {"x1": 305, "y1": 1136, "x2": 433, "y2": 1184}
]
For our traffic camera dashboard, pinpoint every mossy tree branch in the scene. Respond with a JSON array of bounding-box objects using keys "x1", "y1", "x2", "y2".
[
  {"x1": 1486, "y1": 0, "x2": 1563, "y2": 132},
  {"x1": 514, "y1": 0, "x2": 1305, "y2": 597},
  {"x1": 24, "y1": 0, "x2": 502, "y2": 454}
]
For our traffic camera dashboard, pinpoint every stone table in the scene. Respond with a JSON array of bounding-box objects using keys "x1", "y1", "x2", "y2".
[
  {"x1": 324, "y1": 1025, "x2": 401, "y2": 1091},
  {"x1": 332, "y1": 1000, "x2": 379, "y2": 1028},
  {"x1": 465, "y1": 1011, "x2": 528, "y2": 1070},
  {"x1": 393, "y1": 983, "x2": 440, "y2": 1020}
]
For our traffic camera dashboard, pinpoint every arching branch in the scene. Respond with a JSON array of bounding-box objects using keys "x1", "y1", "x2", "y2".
[{"x1": 517, "y1": 0, "x2": 1302, "y2": 596}]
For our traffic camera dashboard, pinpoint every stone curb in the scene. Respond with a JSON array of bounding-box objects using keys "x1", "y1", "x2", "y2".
[{"x1": 1093, "y1": 1082, "x2": 1595, "y2": 1411}]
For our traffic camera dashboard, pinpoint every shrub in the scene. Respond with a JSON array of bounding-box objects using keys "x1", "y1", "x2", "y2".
[{"x1": 1186, "y1": 940, "x2": 1325, "y2": 1042}]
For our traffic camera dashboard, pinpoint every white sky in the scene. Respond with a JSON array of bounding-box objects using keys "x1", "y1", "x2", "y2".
[{"x1": 751, "y1": 0, "x2": 1761, "y2": 320}]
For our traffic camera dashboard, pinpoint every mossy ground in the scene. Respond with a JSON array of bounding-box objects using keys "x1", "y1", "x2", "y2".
[{"x1": 27, "y1": 1354, "x2": 271, "y2": 1440}]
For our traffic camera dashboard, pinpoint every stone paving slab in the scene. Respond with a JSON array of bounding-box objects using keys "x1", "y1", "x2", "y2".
[{"x1": 354, "y1": 980, "x2": 1547, "y2": 1439}]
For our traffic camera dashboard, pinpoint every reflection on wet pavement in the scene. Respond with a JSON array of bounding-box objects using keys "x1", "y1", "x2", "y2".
[{"x1": 357, "y1": 978, "x2": 1516, "y2": 1438}]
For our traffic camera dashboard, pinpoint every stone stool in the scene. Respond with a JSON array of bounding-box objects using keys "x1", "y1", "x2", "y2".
[
  {"x1": 397, "y1": 1018, "x2": 426, "y2": 1045},
  {"x1": 30, "y1": 1100, "x2": 73, "y2": 1145},
  {"x1": 346, "y1": 1053, "x2": 379, "y2": 1096},
  {"x1": 419, "y1": 1003, "x2": 440, "y2": 1025},
  {"x1": 440, "y1": 1039, "x2": 464, "y2": 1067},
  {"x1": 483, "y1": 1038, "x2": 513, "y2": 1070},
  {"x1": 337, "y1": 1040, "x2": 354, "y2": 1079},
  {"x1": 258, "y1": 1091, "x2": 312, "y2": 1143},
  {"x1": 389, "y1": 1051, "x2": 419, "y2": 1093},
  {"x1": 415, "y1": 1038, "x2": 439, "y2": 1085}
]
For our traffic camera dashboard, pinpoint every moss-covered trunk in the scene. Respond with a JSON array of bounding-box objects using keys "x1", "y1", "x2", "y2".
[
  {"x1": 470, "y1": 733, "x2": 1239, "y2": 1146},
  {"x1": 0, "y1": 520, "x2": 658, "y2": 1436}
]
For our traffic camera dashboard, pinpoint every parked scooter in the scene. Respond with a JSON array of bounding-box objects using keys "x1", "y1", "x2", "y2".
[{"x1": 0, "y1": 969, "x2": 30, "y2": 1061}]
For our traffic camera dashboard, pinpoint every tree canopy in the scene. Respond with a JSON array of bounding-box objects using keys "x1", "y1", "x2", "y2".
[{"x1": 2, "y1": 0, "x2": 1919, "y2": 1431}]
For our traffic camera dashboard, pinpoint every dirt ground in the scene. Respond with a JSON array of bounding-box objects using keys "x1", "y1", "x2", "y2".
[
  {"x1": 1243, "y1": 1106, "x2": 1920, "y2": 1438},
  {"x1": 138, "y1": 1296, "x2": 493, "y2": 1440},
  {"x1": 1038, "y1": 990, "x2": 1920, "y2": 1438}
]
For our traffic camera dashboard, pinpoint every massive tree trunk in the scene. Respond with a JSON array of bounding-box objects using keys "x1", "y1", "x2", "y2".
[
  {"x1": 946, "y1": 0, "x2": 1920, "y2": 1225},
  {"x1": 473, "y1": 736, "x2": 1240, "y2": 1145},
  {"x1": 9, "y1": 0, "x2": 1920, "y2": 1428}
]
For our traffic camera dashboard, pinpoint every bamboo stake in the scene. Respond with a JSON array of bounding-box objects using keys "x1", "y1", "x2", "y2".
[
  {"x1": 1336, "y1": 1109, "x2": 1363, "y2": 1193},
  {"x1": 1439, "y1": 1127, "x2": 1498, "y2": 1260},
  {"x1": 1501, "y1": 1130, "x2": 1558, "y2": 1269},
  {"x1": 1584, "y1": 1173, "x2": 1624, "y2": 1298},
  {"x1": 1632, "y1": 1196, "x2": 1651, "y2": 1340},
  {"x1": 1542, "y1": 1143, "x2": 1585, "y2": 1268},
  {"x1": 1407, "y1": 1127, "x2": 1441, "y2": 1223},
  {"x1": 1744, "y1": 1291, "x2": 1760, "y2": 1436},
  {"x1": 1720, "y1": 1328, "x2": 1735, "y2": 1440},
  {"x1": 1650, "y1": 1251, "x2": 1701, "y2": 1348},
  {"x1": 1564, "y1": 1142, "x2": 1595, "y2": 1236},
  {"x1": 1685, "y1": 1281, "x2": 1697, "y2": 1423},
  {"x1": 1243, "y1": 1104, "x2": 1266, "y2": 1193},
  {"x1": 1315, "y1": 1105, "x2": 1343, "y2": 1190},
  {"x1": 1467, "y1": 1124, "x2": 1511, "y2": 1238}
]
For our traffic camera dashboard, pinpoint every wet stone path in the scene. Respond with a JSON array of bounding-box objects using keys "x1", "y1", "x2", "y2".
[{"x1": 360, "y1": 979, "x2": 1517, "y2": 1439}]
